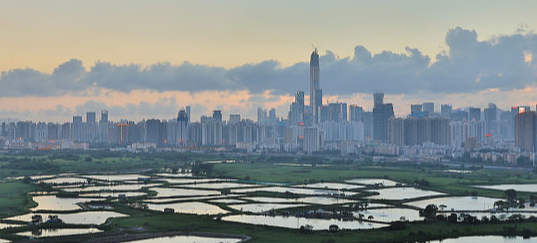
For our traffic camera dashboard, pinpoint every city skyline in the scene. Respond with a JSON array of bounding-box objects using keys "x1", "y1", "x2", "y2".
[{"x1": 2, "y1": 1, "x2": 537, "y2": 122}]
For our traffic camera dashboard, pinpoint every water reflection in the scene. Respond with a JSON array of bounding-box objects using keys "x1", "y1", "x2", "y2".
[
  {"x1": 228, "y1": 203, "x2": 309, "y2": 213},
  {"x1": 367, "y1": 187, "x2": 444, "y2": 200},
  {"x1": 422, "y1": 236, "x2": 534, "y2": 243},
  {"x1": 222, "y1": 214, "x2": 386, "y2": 230},
  {"x1": 147, "y1": 202, "x2": 228, "y2": 215},
  {"x1": 124, "y1": 235, "x2": 241, "y2": 243},
  {"x1": 16, "y1": 228, "x2": 102, "y2": 238},
  {"x1": 5, "y1": 211, "x2": 127, "y2": 225}
]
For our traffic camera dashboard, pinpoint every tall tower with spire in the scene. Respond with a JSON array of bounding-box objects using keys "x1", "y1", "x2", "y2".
[{"x1": 310, "y1": 48, "x2": 321, "y2": 124}]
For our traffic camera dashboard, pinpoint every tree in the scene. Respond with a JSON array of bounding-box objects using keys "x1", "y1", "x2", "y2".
[
  {"x1": 518, "y1": 198, "x2": 526, "y2": 208},
  {"x1": 494, "y1": 200, "x2": 505, "y2": 209},
  {"x1": 423, "y1": 204, "x2": 438, "y2": 217},
  {"x1": 505, "y1": 189, "x2": 517, "y2": 200}
]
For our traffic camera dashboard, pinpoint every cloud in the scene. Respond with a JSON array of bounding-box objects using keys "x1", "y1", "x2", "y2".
[{"x1": 1, "y1": 27, "x2": 537, "y2": 99}]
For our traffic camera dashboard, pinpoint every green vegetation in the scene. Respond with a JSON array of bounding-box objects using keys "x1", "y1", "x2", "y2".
[
  {"x1": 0, "y1": 180, "x2": 36, "y2": 218},
  {"x1": 211, "y1": 162, "x2": 537, "y2": 198},
  {"x1": 3, "y1": 151, "x2": 537, "y2": 242},
  {"x1": 108, "y1": 213, "x2": 537, "y2": 243}
]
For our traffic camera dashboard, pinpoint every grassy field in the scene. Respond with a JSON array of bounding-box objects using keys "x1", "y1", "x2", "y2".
[
  {"x1": 0, "y1": 180, "x2": 36, "y2": 218},
  {"x1": 212, "y1": 163, "x2": 537, "y2": 198}
]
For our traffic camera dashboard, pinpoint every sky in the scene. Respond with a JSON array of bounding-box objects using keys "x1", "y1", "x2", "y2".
[{"x1": 1, "y1": 0, "x2": 537, "y2": 122}]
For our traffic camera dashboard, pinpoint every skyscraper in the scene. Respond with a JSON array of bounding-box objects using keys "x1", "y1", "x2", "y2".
[
  {"x1": 213, "y1": 110, "x2": 222, "y2": 122},
  {"x1": 289, "y1": 91, "x2": 305, "y2": 125},
  {"x1": 100, "y1": 110, "x2": 109, "y2": 142},
  {"x1": 373, "y1": 92, "x2": 394, "y2": 142},
  {"x1": 310, "y1": 48, "x2": 321, "y2": 124},
  {"x1": 468, "y1": 107, "x2": 481, "y2": 121},
  {"x1": 441, "y1": 104, "x2": 452, "y2": 118},
  {"x1": 484, "y1": 103, "x2": 497, "y2": 135},
  {"x1": 72, "y1": 116, "x2": 82, "y2": 142},
  {"x1": 100, "y1": 110, "x2": 109, "y2": 123},
  {"x1": 515, "y1": 111, "x2": 536, "y2": 152},
  {"x1": 177, "y1": 109, "x2": 189, "y2": 146},
  {"x1": 86, "y1": 112, "x2": 96, "y2": 124},
  {"x1": 423, "y1": 102, "x2": 434, "y2": 116}
]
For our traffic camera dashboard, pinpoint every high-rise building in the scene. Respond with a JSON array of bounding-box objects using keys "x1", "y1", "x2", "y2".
[
  {"x1": 186, "y1": 106, "x2": 191, "y2": 121},
  {"x1": 349, "y1": 105, "x2": 364, "y2": 122},
  {"x1": 1, "y1": 122, "x2": 6, "y2": 137},
  {"x1": 388, "y1": 117, "x2": 450, "y2": 146},
  {"x1": 373, "y1": 93, "x2": 394, "y2": 142},
  {"x1": 322, "y1": 102, "x2": 347, "y2": 122},
  {"x1": 411, "y1": 104, "x2": 423, "y2": 115},
  {"x1": 468, "y1": 107, "x2": 481, "y2": 122},
  {"x1": 146, "y1": 119, "x2": 161, "y2": 146},
  {"x1": 229, "y1": 114, "x2": 241, "y2": 124},
  {"x1": 177, "y1": 109, "x2": 189, "y2": 146},
  {"x1": 441, "y1": 104, "x2": 452, "y2": 118},
  {"x1": 86, "y1": 112, "x2": 96, "y2": 124},
  {"x1": 304, "y1": 127, "x2": 322, "y2": 154},
  {"x1": 450, "y1": 110, "x2": 468, "y2": 122},
  {"x1": 257, "y1": 108, "x2": 267, "y2": 124},
  {"x1": 289, "y1": 91, "x2": 305, "y2": 125},
  {"x1": 72, "y1": 116, "x2": 83, "y2": 141},
  {"x1": 100, "y1": 110, "x2": 108, "y2": 123},
  {"x1": 484, "y1": 103, "x2": 497, "y2": 136},
  {"x1": 310, "y1": 48, "x2": 321, "y2": 123},
  {"x1": 99, "y1": 110, "x2": 109, "y2": 142},
  {"x1": 515, "y1": 111, "x2": 536, "y2": 152},
  {"x1": 423, "y1": 102, "x2": 434, "y2": 116},
  {"x1": 374, "y1": 93, "x2": 384, "y2": 109},
  {"x1": 213, "y1": 110, "x2": 223, "y2": 122},
  {"x1": 47, "y1": 123, "x2": 58, "y2": 141}
]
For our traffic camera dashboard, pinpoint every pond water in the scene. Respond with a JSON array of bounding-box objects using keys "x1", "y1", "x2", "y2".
[
  {"x1": 124, "y1": 235, "x2": 241, "y2": 243},
  {"x1": 441, "y1": 170, "x2": 473, "y2": 174},
  {"x1": 222, "y1": 214, "x2": 386, "y2": 230},
  {"x1": 157, "y1": 178, "x2": 233, "y2": 184},
  {"x1": 242, "y1": 196, "x2": 356, "y2": 205},
  {"x1": 31, "y1": 195, "x2": 104, "y2": 211},
  {"x1": 40, "y1": 177, "x2": 89, "y2": 184},
  {"x1": 83, "y1": 174, "x2": 150, "y2": 181},
  {"x1": 293, "y1": 182, "x2": 364, "y2": 190},
  {"x1": 232, "y1": 186, "x2": 357, "y2": 196},
  {"x1": 422, "y1": 236, "x2": 535, "y2": 243},
  {"x1": 354, "y1": 208, "x2": 421, "y2": 223},
  {"x1": 228, "y1": 203, "x2": 309, "y2": 213},
  {"x1": 63, "y1": 183, "x2": 160, "y2": 193},
  {"x1": 474, "y1": 184, "x2": 537, "y2": 193},
  {"x1": 149, "y1": 187, "x2": 220, "y2": 198},
  {"x1": 0, "y1": 222, "x2": 22, "y2": 230},
  {"x1": 147, "y1": 202, "x2": 228, "y2": 215},
  {"x1": 16, "y1": 228, "x2": 102, "y2": 238},
  {"x1": 209, "y1": 199, "x2": 246, "y2": 204},
  {"x1": 5, "y1": 211, "x2": 127, "y2": 225},
  {"x1": 143, "y1": 195, "x2": 239, "y2": 204},
  {"x1": 78, "y1": 192, "x2": 147, "y2": 198},
  {"x1": 30, "y1": 175, "x2": 59, "y2": 180},
  {"x1": 182, "y1": 182, "x2": 259, "y2": 189},
  {"x1": 345, "y1": 178, "x2": 400, "y2": 187},
  {"x1": 406, "y1": 196, "x2": 500, "y2": 211},
  {"x1": 154, "y1": 173, "x2": 194, "y2": 178},
  {"x1": 367, "y1": 187, "x2": 444, "y2": 200}
]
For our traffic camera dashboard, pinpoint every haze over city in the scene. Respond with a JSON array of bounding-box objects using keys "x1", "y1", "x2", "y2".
[{"x1": 2, "y1": 1, "x2": 537, "y2": 122}]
